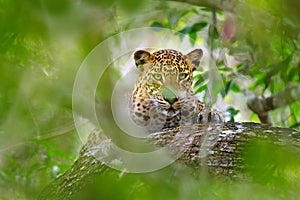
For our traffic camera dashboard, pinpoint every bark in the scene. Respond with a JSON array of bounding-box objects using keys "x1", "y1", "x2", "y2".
[{"x1": 38, "y1": 122, "x2": 300, "y2": 200}]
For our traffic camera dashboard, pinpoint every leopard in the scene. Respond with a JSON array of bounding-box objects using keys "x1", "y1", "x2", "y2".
[{"x1": 130, "y1": 49, "x2": 223, "y2": 132}]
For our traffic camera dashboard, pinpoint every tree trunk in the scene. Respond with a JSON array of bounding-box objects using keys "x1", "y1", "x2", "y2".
[{"x1": 38, "y1": 122, "x2": 300, "y2": 200}]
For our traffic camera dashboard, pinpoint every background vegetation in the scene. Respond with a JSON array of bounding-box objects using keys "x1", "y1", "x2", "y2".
[{"x1": 0, "y1": 0, "x2": 299, "y2": 199}]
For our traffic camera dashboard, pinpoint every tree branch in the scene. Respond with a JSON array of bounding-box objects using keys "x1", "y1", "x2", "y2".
[
  {"x1": 245, "y1": 84, "x2": 300, "y2": 123},
  {"x1": 38, "y1": 122, "x2": 300, "y2": 199},
  {"x1": 170, "y1": 0, "x2": 239, "y2": 12}
]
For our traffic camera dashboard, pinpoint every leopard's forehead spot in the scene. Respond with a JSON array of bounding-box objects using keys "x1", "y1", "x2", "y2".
[
  {"x1": 152, "y1": 49, "x2": 183, "y2": 63},
  {"x1": 150, "y1": 49, "x2": 191, "y2": 73},
  {"x1": 152, "y1": 49, "x2": 183, "y2": 57}
]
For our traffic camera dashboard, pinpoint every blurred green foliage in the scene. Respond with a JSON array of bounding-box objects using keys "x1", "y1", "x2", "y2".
[{"x1": 0, "y1": 0, "x2": 300, "y2": 199}]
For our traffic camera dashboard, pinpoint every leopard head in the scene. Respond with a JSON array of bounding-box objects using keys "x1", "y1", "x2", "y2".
[{"x1": 130, "y1": 49, "x2": 203, "y2": 131}]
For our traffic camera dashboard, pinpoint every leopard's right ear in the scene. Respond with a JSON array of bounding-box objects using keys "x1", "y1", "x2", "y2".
[
  {"x1": 185, "y1": 49, "x2": 203, "y2": 70},
  {"x1": 134, "y1": 50, "x2": 151, "y2": 71}
]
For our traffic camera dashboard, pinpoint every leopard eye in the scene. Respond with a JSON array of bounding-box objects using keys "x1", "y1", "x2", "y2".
[
  {"x1": 178, "y1": 73, "x2": 189, "y2": 81},
  {"x1": 153, "y1": 73, "x2": 163, "y2": 81}
]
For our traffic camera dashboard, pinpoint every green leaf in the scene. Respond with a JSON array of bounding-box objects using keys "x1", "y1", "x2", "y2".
[
  {"x1": 227, "y1": 107, "x2": 240, "y2": 115},
  {"x1": 200, "y1": 7, "x2": 212, "y2": 12},
  {"x1": 179, "y1": 22, "x2": 208, "y2": 35},
  {"x1": 188, "y1": 32, "x2": 197, "y2": 45},
  {"x1": 179, "y1": 26, "x2": 191, "y2": 34},
  {"x1": 226, "y1": 107, "x2": 240, "y2": 122},
  {"x1": 290, "y1": 122, "x2": 300, "y2": 129},
  {"x1": 223, "y1": 80, "x2": 240, "y2": 96},
  {"x1": 218, "y1": 67, "x2": 232, "y2": 72},
  {"x1": 236, "y1": 63, "x2": 245, "y2": 71},
  {"x1": 194, "y1": 83, "x2": 207, "y2": 94},
  {"x1": 231, "y1": 82, "x2": 241, "y2": 92},
  {"x1": 150, "y1": 21, "x2": 165, "y2": 28},
  {"x1": 264, "y1": 56, "x2": 292, "y2": 88},
  {"x1": 248, "y1": 73, "x2": 265, "y2": 90},
  {"x1": 191, "y1": 22, "x2": 208, "y2": 32},
  {"x1": 224, "y1": 80, "x2": 232, "y2": 95},
  {"x1": 208, "y1": 24, "x2": 219, "y2": 39},
  {"x1": 193, "y1": 74, "x2": 206, "y2": 87},
  {"x1": 220, "y1": 88, "x2": 226, "y2": 97}
]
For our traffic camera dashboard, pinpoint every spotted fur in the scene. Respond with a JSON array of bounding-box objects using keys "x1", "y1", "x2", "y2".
[{"x1": 130, "y1": 49, "x2": 223, "y2": 132}]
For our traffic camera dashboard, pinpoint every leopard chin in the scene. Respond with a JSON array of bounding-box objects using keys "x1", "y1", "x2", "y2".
[{"x1": 167, "y1": 109, "x2": 180, "y2": 117}]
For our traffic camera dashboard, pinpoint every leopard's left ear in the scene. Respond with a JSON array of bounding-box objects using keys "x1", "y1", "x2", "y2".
[{"x1": 185, "y1": 49, "x2": 203, "y2": 70}]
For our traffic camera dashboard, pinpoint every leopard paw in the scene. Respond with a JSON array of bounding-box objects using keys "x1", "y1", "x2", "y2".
[{"x1": 198, "y1": 109, "x2": 224, "y2": 123}]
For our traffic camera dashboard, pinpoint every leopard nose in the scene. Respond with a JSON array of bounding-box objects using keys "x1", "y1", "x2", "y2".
[
  {"x1": 164, "y1": 96, "x2": 178, "y2": 104},
  {"x1": 162, "y1": 87, "x2": 178, "y2": 104}
]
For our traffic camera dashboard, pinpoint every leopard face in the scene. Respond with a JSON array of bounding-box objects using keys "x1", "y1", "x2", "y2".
[{"x1": 130, "y1": 49, "x2": 204, "y2": 132}]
